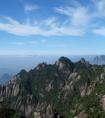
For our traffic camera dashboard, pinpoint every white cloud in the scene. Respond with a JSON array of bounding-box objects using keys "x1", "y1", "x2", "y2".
[
  {"x1": 24, "y1": 4, "x2": 39, "y2": 12},
  {"x1": 0, "y1": 16, "x2": 48, "y2": 36},
  {"x1": 92, "y1": 27, "x2": 105, "y2": 36},
  {"x1": 54, "y1": 5, "x2": 93, "y2": 36},
  {"x1": 92, "y1": 0, "x2": 105, "y2": 17},
  {"x1": 90, "y1": 0, "x2": 105, "y2": 36},
  {"x1": 0, "y1": 16, "x2": 85, "y2": 36},
  {"x1": 1, "y1": 0, "x2": 105, "y2": 37},
  {"x1": 54, "y1": 0, "x2": 105, "y2": 37},
  {"x1": 55, "y1": 5, "x2": 92, "y2": 28}
]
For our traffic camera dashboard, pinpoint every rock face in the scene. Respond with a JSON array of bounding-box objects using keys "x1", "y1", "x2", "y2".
[
  {"x1": 0, "y1": 57, "x2": 105, "y2": 118},
  {"x1": 36, "y1": 63, "x2": 47, "y2": 70},
  {"x1": 78, "y1": 111, "x2": 87, "y2": 118},
  {"x1": 34, "y1": 112, "x2": 41, "y2": 118},
  {"x1": 55, "y1": 57, "x2": 74, "y2": 79},
  {"x1": 56, "y1": 57, "x2": 74, "y2": 71},
  {"x1": 46, "y1": 105, "x2": 53, "y2": 118},
  {"x1": 0, "y1": 76, "x2": 19, "y2": 97},
  {"x1": 101, "y1": 95, "x2": 105, "y2": 111}
]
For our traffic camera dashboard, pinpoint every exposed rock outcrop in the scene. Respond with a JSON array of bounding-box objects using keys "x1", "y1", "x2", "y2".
[{"x1": 0, "y1": 57, "x2": 105, "y2": 118}]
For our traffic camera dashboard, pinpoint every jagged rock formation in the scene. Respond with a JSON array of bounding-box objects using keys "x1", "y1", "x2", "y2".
[{"x1": 0, "y1": 57, "x2": 105, "y2": 118}]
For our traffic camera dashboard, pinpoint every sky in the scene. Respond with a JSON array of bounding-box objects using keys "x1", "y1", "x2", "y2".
[{"x1": 0, "y1": 0, "x2": 105, "y2": 55}]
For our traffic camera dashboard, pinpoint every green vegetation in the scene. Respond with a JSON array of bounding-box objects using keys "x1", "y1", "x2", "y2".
[{"x1": 1, "y1": 57, "x2": 105, "y2": 117}]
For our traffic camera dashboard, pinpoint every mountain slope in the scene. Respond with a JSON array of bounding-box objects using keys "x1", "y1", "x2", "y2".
[{"x1": 0, "y1": 57, "x2": 105, "y2": 118}]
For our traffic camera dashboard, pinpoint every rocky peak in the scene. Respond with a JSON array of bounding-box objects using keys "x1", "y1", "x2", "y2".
[
  {"x1": 79, "y1": 58, "x2": 90, "y2": 67},
  {"x1": 36, "y1": 63, "x2": 47, "y2": 70},
  {"x1": 80, "y1": 58, "x2": 86, "y2": 64},
  {"x1": 55, "y1": 57, "x2": 74, "y2": 71},
  {"x1": 58, "y1": 57, "x2": 73, "y2": 64}
]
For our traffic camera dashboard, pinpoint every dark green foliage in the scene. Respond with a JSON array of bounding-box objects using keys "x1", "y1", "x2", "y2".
[
  {"x1": 0, "y1": 108, "x2": 25, "y2": 118},
  {"x1": 1, "y1": 57, "x2": 105, "y2": 118}
]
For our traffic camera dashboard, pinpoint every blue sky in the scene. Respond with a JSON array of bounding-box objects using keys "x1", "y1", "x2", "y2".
[{"x1": 0, "y1": 0, "x2": 105, "y2": 55}]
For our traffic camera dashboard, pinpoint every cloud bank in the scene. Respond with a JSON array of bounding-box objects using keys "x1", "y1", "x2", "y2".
[{"x1": 0, "y1": 0, "x2": 105, "y2": 37}]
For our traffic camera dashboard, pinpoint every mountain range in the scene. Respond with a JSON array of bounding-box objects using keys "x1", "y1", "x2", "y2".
[
  {"x1": 0, "y1": 57, "x2": 105, "y2": 117},
  {"x1": 0, "y1": 55, "x2": 105, "y2": 85},
  {"x1": 92, "y1": 55, "x2": 105, "y2": 65}
]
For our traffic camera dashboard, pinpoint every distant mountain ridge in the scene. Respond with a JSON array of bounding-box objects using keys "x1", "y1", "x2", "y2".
[
  {"x1": 69, "y1": 55, "x2": 105, "y2": 65},
  {"x1": 0, "y1": 73, "x2": 11, "y2": 85},
  {"x1": 92, "y1": 55, "x2": 105, "y2": 65}
]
